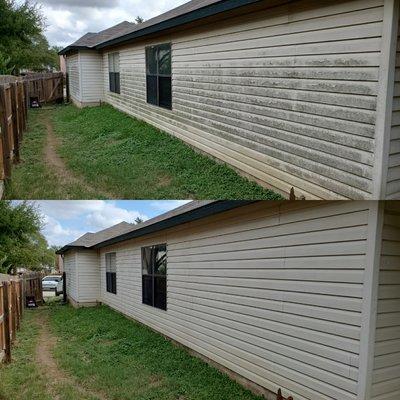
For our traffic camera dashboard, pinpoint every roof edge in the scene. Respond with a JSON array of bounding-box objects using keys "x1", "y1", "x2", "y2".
[
  {"x1": 60, "y1": 0, "x2": 263, "y2": 55},
  {"x1": 57, "y1": 201, "x2": 256, "y2": 254}
]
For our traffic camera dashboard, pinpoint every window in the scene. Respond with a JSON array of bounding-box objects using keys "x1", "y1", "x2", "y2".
[
  {"x1": 105, "y1": 252, "x2": 117, "y2": 294},
  {"x1": 108, "y1": 53, "x2": 120, "y2": 94},
  {"x1": 141, "y1": 244, "x2": 167, "y2": 310},
  {"x1": 145, "y1": 44, "x2": 171, "y2": 109}
]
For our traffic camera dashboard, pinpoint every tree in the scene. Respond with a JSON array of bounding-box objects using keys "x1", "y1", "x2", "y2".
[
  {"x1": 135, "y1": 16, "x2": 144, "y2": 24},
  {"x1": 134, "y1": 217, "x2": 144, "y2": 224},
  {"x1": 0, "y1": 0, "x2": 59, "y2": 74},
  {"x1": 0, "y1": 201, "x2": 54, "y2": 274}
]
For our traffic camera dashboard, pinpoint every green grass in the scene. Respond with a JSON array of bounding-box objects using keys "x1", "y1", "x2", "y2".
[
  {"x1": 48, "y1": 104, "x2": 280, "y2": 199},
  {"x1": 48, "y1": 303, "x2": 263, "y2": 400},
  {"x1": 0, "y1": 311, "x2": 49, "y2": 400},
  {"x1": 4, "y1": 109, "x2": 98, "y2": 199}
]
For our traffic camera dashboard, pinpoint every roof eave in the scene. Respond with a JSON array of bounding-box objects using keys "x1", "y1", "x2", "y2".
[
  {"x1": 96, "y1": 0, "x2": 263, "y2": 50},
  {"x1": 93, "y1": 200, "x2": 256, "y2": 249},
  {"x1": 58, "y1": 45, "x2": 92, "y2": 56},
  {"x1": 56, "y1": 245, "x2": 88, "y2": 255}
]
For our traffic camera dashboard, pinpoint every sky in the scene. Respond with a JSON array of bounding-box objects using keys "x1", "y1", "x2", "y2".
[
  {"x1": 29, "y1": 0, "x2": 188, "y2": 48},
  {"x1": 23, "y1": 200, "x2": 190, "y2": 247}
]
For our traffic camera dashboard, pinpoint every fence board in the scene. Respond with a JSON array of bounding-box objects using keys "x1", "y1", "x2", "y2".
[
  {"x1": 0, "y1": 73, "x2": 64, "y2": 195},
  {"x1": 0, "y1": 272, "x2": 42, "y2": 363}
]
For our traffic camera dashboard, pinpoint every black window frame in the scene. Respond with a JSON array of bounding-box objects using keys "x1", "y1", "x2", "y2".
[
  {"x1": 105, "y1": 252, "x2": 117, "y2": 294},
  {"x1": 145, "y1": 43, "x2": 172, "y2": 110},
  {"x1": 141, "y1": 244, "x2": 167, "y2": 311},
  {"x1": 108, "y1": 52, "x2": 120, "y2": 94}
]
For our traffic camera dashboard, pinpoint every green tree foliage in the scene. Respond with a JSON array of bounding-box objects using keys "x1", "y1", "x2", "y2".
[
  {"x1": 0, "y1": 201, "x2": 54, "y2": 274},
  {"x1": 0, "y1": 0, "x2": 59, "y2": 74}
]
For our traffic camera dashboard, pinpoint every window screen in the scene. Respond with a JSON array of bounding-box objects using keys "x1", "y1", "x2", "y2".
[
  {"x1": 145, "y1": 44, "x2": 171, "y2": 109},
  {"x1": 141, "y1": 244, "x2": 167, "y2": 310},
  {"x1": 108, "y1": 53, "x2": 120, "y2": 94},
  {"x1": 105, "y1": 252, "x2": 117, "y2": 294}
]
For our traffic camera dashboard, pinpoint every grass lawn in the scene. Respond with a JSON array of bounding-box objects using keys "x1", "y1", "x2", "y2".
[
  {"x1": 5, "y1": 104, "x2": 282, "y2": 199},
  {"x1": 0, "y1": 302, "x2": 263, "y2": 400}
]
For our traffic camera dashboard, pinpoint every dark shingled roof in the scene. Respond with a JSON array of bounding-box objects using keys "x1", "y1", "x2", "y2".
[
  {"x1": 69, "y1": 21, "x2": 135, "y2": 48},
  {"x1": 57, "y1": 201, "x2": 255, "y2": 254},
  {"x1": 60, "y1": 0, "x2": 262, "y2": 54}
]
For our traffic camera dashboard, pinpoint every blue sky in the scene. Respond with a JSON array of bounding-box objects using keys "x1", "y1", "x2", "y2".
[
  {"x1": 28, "y1": 0, "x2": 188, "y2": 47},
  {"x1": 27, "y1": 200, "x2": 190, "y2": 247}
]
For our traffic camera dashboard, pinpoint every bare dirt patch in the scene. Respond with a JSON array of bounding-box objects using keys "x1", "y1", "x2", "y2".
[
  {"x1": 34, "y1": 310, "x2": 108, "y2": 400},
  {"x1": 43, "y1": 112, "x2": 115, "y2": 199}
]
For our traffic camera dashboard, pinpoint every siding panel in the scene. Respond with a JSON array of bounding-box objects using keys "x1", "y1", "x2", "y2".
[
  {"x1": 79, "y1": 51, "x2": 103, "y2": 104},
  {"x1": 98, "y1": 201, "x2": 370, "y2": 400},
  {"x1": 66, "y1": 54, "x2": 80, "y2": 102},
  {"x1": 103, "y1": 0, "x2": 385, "y2": 199}
]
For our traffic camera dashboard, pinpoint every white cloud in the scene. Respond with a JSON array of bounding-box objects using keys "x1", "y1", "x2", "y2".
[
  {"x1": 42, "y1": 214, "x2": 86, "y2": 246},
  {"x1": 34, "y1": 0, "x2": 189, "y2": 46},
  {"x1": 85, "y1": 203, "x2": 148, "y2": 230}
]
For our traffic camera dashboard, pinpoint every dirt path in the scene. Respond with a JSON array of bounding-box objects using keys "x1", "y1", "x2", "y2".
[
  {"x1": 34, "y1": 310, "x2": 107, "y2": 400},
  {"x1": 43, "y1": 112, "x2": 115, "y2": 199}
]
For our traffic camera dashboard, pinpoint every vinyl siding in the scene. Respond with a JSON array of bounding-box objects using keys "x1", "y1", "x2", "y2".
[
  {"x1": 98, "y1": 201, "x2": 371, "y2": 400},
  {"x1": 66, "y1": 53, "x2": 81, "y2": 102},
  {"x1": 371, "y1": 202, "x2": 400, "y2": 400},
  {"x1": 75, "y1": 249, "x2": 100, "y2": 303},
  {"x1": 63, "y1": 251, "x2": 78, "y2": 302},
  {"x1": 103, "y1": 0, "x2": 385, "y2": 200},
  {"x1": 79, "y1": 51, "x2": 104, "y2": 104},
  {"x1": 387, "y1": 16, "x2": 400, "y2": 199}
]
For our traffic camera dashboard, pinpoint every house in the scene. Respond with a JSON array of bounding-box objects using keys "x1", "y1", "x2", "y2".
[
  {"x1": 59, "y1": 0, "x2": 400, "y2": 201},
  {"x1": 57, "y1": 200, "x2": 400, "y2": 400}
]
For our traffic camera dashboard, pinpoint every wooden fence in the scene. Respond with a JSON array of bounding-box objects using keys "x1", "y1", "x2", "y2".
[
  {"x1": 0, "y1": 278, "x2": 23, "y2": 364},
  {"x1": 0, "y1": 272, "x2": 43, "y2": 363},
  {"x1": 0, "y1": 73, "x2": 64, "y2": 193}
]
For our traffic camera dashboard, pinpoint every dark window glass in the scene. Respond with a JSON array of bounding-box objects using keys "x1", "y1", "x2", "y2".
[
  {"x1": 146, "y1": 75, "x2": 157, "y2": 106},
  {"x1": 105, "y1": 252, "x2": 117, "y2": 294},
  {"x1": 158, "y1": 44, "x2": 171, "y2": 75},
  {"x1": 108, "y1": 53, "x2": 120, "y2": 94},
  {"x1": 145, "y1": 44, "x2": 171, "y2": 110},
  {"x1": 158, "y1": 77, "x2": 172, "y2": 109},
  {"x1": 141, "y1": 244, "x2": 167, "y2": 310},
  {"x1": 146, "y1": 47, "x2": 158, "y2": 75}
]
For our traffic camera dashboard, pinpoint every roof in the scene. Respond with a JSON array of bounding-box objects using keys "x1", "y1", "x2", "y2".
[
  {"x1": 59, "y1": 0, "x2": 263, "y2": 55},
  {"x1": 57, "y1": 200, "x2": 255, "y2": 254}
]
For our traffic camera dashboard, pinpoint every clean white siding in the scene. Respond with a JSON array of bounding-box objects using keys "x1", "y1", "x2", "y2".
[
  {"x1": 79, "y1": 51, "x2": 103, "y2": 104},
  {"x1": 99, "y1": 201, "x2": 371, "y2": 400},
  {"x1": 371, "y1": 202, "x2": 400, "y2": 400},
  {"x1": 63, "y1": 251, "x2": 78, "y2": 302},
  {"x1": 387, "y1": 16, "x2": 400, "y2": 199},
  {"x1": 66, "y1": 54, "x2": 81, "y2": 102},
  {"x1": 76, "y1": 249, "x2": 100, "y2": 303},
  {"x1": 103, "y1": 0, "x2": 385, "y2": 200}
]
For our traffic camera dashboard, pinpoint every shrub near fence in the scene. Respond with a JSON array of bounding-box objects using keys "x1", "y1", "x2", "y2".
[{"x1": 0, "y1": 72, "x2": 64, "y2": 197}]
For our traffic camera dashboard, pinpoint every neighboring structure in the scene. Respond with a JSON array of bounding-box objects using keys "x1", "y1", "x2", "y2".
[
  {"x1": 57, "y1": 200, "x2": 400, "y2": 400},
  {"x1": 59, "y1": 0, "x2": 400, "y2": 200}
]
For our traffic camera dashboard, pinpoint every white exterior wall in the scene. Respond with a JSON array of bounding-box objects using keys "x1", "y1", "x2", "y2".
[
  {"x1": 98, "y1": 201, "x2": 374, "y2": 400},
  {"x1": 371, "y1": 202, "x2": 400, "y2": 400},
  {"x1": 66, "y1": 53, "x2": 81, "y2": 103},
  {"x1": 63, "y1": 251, "x2": 78, "y2": 302},
  {"x1": 102, "y1": 0, "x2": 390, "y2": 200},
  {"x1": 79, "y1": 51, "x2": 104, "y2": 105},
  {"x1": 75, "y1": 249, "x2": 100, "y2": 304}
]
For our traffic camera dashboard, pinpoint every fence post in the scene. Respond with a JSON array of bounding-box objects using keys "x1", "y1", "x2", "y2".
[
  {"x1": 0, "y1": 85, "x2": 11, "y2": 180},
  {"x1": 2, "y1": 282, "x2": 11, "y2": 363},
  {"x1": 10, "y1": 83, "x2": 20, "y2": 163}
]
